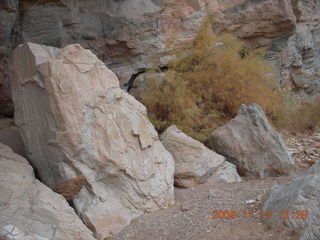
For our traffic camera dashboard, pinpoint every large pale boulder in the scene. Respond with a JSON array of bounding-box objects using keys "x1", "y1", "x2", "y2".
[
  {"x1": 160, "y1": 125, "x2": 241, "y2": 187},
  {"x1": 211, "y1": 103, "x2": 294, "y2": 178},
  {"x1": 10, "y1": 43, "x2": 175, "y2": 239},
  {"x1": 264, "y1": 161, "x2": 320, "y2": 240},
  {"x1": 0, "y1": 143, "x2": 95, "y2": 240}
]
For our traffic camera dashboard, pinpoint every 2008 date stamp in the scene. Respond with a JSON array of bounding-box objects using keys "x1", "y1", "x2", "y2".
[{"x1": 210, "y1": 210, "x2": 308, "y2": 220}]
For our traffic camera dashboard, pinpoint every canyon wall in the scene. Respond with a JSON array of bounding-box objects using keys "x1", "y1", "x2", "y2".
[
  {"x1": 1, "y1": 0, "x2": 320, "y2": 116},
  {"x1": 207, "y1": 0, "x2": 320, "y2": 96}
]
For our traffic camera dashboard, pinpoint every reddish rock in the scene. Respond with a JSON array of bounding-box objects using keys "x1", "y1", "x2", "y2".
[{"x1": 53, "y1": 175, "x2": 87, "y2": 201}]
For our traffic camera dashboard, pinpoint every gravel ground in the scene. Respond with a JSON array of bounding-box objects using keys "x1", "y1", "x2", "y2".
[
  {"x1": 111, "y1": 177, "x2": 301, "y2": 240},
  {"x1": 285, "y1": 130, "x2": 320, "y2": 168}
]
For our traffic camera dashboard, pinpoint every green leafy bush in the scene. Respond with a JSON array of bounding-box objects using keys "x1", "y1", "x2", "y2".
[{"x1": 141, "y1": 20, "x2": 297, "y2": 144}]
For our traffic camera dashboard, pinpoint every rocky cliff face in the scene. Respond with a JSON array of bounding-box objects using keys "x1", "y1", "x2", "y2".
[
  {"x1": 208, "y1": 0, "x2": 320, "y2": 97},
  {"x1": 1, "y1": 0, "x2": 320, "y2": 116},
  {"x1": 0, "y1": 0, "x2": 207, "y2": 116}
]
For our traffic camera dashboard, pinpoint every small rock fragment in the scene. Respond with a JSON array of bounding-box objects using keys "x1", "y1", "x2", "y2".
[
  {"x1": 246, "y1": 200, "x2": 256, "y2": 204},
  {"x1": 181, "y1": 204, "x2": 192, "y2": 212}
]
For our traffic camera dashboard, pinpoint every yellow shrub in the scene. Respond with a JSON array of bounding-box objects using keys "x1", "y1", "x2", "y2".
[
  {"x1": 294, "y1": 96, "x2": 320, "y2": 131},
  {"x1": 141, "y1": 20, "x2": 294, "y2": 144}
]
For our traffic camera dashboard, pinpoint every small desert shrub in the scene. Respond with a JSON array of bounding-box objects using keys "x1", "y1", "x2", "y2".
[
  {"x1": 294, "y1": 96, "x2": 320, "y2": 131},
  {"x1": 141, "y1": 20, "x2": 295, "y2": 144}
]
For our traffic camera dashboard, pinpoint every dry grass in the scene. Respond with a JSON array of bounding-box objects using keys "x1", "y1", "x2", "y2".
[
  {"x1": 141, "y1": 20, "x2": 308, "y2": 144},
  {"x1": 294, "y1": 96, "x2": 320, "y2": 132}
]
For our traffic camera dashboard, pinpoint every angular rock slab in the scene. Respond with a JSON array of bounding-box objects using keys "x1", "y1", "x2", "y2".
[
  {"x1": 10, "y1": 43, "x2": 175, "y2": 239},
  {"x1": 160, "y1": 125, "x2": 241, "y2": 187},
  {"x1": 211, "y1": 103, "x2": 294, "y2": 178},
  {"x1": 0, "y1": 143, "x2": 95, "y2": 240},
  {"x1": 263, "y1": 162, "x2": 320, "y2": 240}
]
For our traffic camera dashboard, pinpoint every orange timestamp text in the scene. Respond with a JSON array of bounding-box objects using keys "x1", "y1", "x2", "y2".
[{"x1": 210, "y1": 210, "x2": 308, "y2": 220}]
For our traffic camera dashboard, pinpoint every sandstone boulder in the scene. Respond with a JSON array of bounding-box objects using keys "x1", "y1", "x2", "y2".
[
  {"x1": 160, "y1": 125, "x2": 241, "y2": 187},
  {"x1": 0, "y1": 143, "x2": 95, "y2": 240},
  {"x1": 10, "y1": 43, "x2": 175, "y2": 239},
  {"x1": 211, "y1": 103, "x2": 294, "y2": 178},
  {"x1": 264, "y1": 161, "x2": 320, "y2": 240}
]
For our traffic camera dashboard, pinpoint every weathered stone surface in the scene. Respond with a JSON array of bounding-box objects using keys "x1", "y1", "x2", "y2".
[
  {"x1": 264, "y1": 161, "x2": 320, "y2": 240},
  {"x1": 277, "y1": 24, "x2": 320, "y2": 96},
  {"x1": 207, "y1": 0, "x2": 320, "y2": 97},
  {"x1": 0, "y1": 0, "x2": 208, "y2": 116},
  {"x1": 0, "y1": 143, "x2": 95, "y2": 240},
  {"x1": 10, "y1": 0, "x2": 206, "y2": 83},
  {"x1": 0, "y1": 0, "x2": 17, "y2": 117},
  {"x1": 208, "y1": 161, "x2": 242, "y2": 183},
  {"x1": 207, "y1": 0, "x2": 296, "y2": 40},
  {"x1": 211, "y1": 103, "x2": 294, "y2": 178},
  {"x1": 10, "y1": 43, "x2": 175, "y2": 239},
  {"x1": 0, "y1": 118, "x2": 25, "y2": 157},
  {"x1": 160, "y1": 125, "x2": 241, "y2": 187}
]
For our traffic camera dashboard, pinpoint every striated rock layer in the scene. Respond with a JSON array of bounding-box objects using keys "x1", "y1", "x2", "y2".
[
  {"x1": 10, "y1": 42, "x2": 175, "y2": 239},
  {"x1": 0, "y1": 143, "x2": 95, "y2": 240},
  {"x1": 0, "y1": 0, "x2": 207, "y2": 116},
  {"x1": 264, "y1": 161, "x2": 320, "y2": 240},
  {"x1": 207, "y1": 0, "x2": 320, "y2": 97}
]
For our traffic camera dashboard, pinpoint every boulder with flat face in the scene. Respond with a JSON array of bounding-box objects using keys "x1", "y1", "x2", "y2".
[
  {"x1": 0, "y1": 143, "x2": 95, "y2": 240},
  {"x1": 160, "y1": 125, "x2": 241, "y2": 187},
  {"x1": 10, "y1": 42, "x2": 175, "y2": 239},
  {"x1": 211, "y1": 103, "x2": 294, "y2": 178}
]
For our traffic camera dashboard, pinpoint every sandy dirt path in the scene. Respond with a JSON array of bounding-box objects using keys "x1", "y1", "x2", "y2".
[{"x1": 111, "y1": 177, "x2": 301, "y2": 240}]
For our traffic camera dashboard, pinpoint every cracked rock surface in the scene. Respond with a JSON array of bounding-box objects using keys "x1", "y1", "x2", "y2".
[
  {"x1": 10, "y1": 42, "x2": 175, "y2": 239},
  {"x1": 264, "y1": 161, "x2": 320, "y2": 240},
  {"x1": 0, "y1": 143, "x2": 95, "y2": 240}
]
